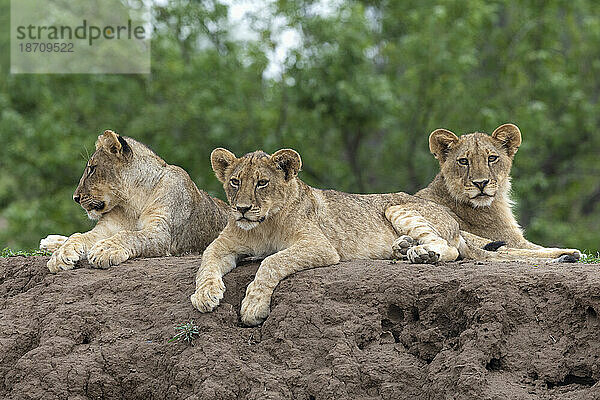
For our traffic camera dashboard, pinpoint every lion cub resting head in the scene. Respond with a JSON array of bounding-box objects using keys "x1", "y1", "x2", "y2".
[
  {"x1": 192, "y1": 147, "x2": 465, "y2": 326},
  {"x1": 428, "y1": 123, "x2": 521, "y2": 208},
  {"x1": 74, "y1": 130, "x2": 137, "y2": 220},
  {"x1": 43, "y1": 130, "x2": 228, "y2": 272},
  {"x1": 211, "y1": 148, "x2": 298, "y2": 231}
]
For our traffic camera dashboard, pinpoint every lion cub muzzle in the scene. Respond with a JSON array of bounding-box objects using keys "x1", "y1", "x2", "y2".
[
  {"x1": 233, "y1": 204, "x2": 265, "y2": 230},
  {"x1": 468, "y1": 179, "x2": 495, "y2": 199},
  {"x1": 75, "y1": 194, "x2": 106, "y2": 212}
]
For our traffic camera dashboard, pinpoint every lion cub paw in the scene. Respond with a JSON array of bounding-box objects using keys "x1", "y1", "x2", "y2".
[
  {"x1": 88, "y1": 239, "x2": 130, "y2": 269},
  {"x1": 40, "y1": 235, "x2": 69, "y2": 253},
  {"x1": 190, "y1": 276, "x2": 225, "y2": 313},
  {"x1": 407, "y1": 245, "x2": 440, "y2": 264},
  {"x1": 240, "y1": 296, "x2": 270, "y2": 327},
  {"x1": 240, "y1": 281, "x2": 271, "y2": 326},
  {"x1": 47, "y1": 236, "x2": 85, "y2": 273},
  {"x1": 392, "y1": 235, "x2": 417, "y2": 259}
]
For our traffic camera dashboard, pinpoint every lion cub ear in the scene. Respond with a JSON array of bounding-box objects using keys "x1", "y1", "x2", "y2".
[
  {"x1": 429, "y1": 129, "x2": 459, "y2": 162},
  {"x1": 211, "y1": 148, "x2": 237, "y2": 183},
  {"x1": 491, "y1": 123, "x2": 522, "y2": 158},
  {"x1": 271, "y1": 149, "x2": 302, "y2": 181},
  {"x1": 96, "y1": 130, "x2": 131, "y2": 157}
]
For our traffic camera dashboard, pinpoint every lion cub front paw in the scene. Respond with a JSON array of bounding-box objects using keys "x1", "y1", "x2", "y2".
[
  {"x1": 392, "y1": 235, "x2": 417, "y2": 259},
  {"x1": 88, "y1": 239, "x2": 130, "y2": 269},
  {"x1": 407, "y1": 245, "x2": 440, "y2": 264},
  {"x1": 190, "y1": 276, "x2": 225, "y2": 313},
  {"x1": 240, "y1": 296, "x2": 270, "y2": 327},
  {"x1": 40, "y1": 235, "x2": 69, "y2": 254},
  {"x1": 47, "y1": 235, "x2": 85, "y2": 273},
  {"x1": 240, "y1": 282, "x2": 271, "y2": 326}
]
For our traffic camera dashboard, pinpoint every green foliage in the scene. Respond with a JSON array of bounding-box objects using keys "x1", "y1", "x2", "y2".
[
  {"x1": 0, "y1": 0, "x2": 598, "y2": 252},
  {"x1": 1, "y1": 248, "x2": 51, "y2": 257},
  {"x1": 580, "y1": 252, "x2": 600, "y2": 264},
  {"x1": 168, "y1": 321, "x2": 201, "y2": 345}
]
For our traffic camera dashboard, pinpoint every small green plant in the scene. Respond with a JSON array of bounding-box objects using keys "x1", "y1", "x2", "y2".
[
  {"x1": 580, "y1": 252, "x2": 600, "y2": 264},
  {"x1": 1, "y1": 248, "x2": 51, "y2": 257},
  {"x1": 168, "y1": 321, "x2": 201, "y2": 345}
]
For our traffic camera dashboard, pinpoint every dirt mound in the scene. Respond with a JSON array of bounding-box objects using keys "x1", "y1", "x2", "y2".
[{"x1": 1, "y1": 255, "x2": 599, "y2": 399}]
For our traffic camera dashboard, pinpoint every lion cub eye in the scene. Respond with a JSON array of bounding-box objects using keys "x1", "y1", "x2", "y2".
[
  {"x1": 230, "y1": 178, "x2": 240, "y2": 188},
  {"x1": 257, "y1": 179, "x2": 269, "y2": 188},
  {"x1": 457, "y1": 158, "x2": 469, "y2": 166},
  {"x1": 88, "y1": 165, "x2": 96, "y2": 175},
  {"x1": 488, "y1": 155, "x2": 499, "y2": 163}
]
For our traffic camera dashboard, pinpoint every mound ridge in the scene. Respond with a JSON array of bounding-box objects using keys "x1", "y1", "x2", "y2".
[{"x1": 1, "y1": 256, "x2": 599, "y2": 399}]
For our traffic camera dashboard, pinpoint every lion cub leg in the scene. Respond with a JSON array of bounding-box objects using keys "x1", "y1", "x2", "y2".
[
  {"x1": 87, "y1": 225, "x2": 170, "y2": 269},
  {"x1": 460, "y1": 231, "x2": 581, "y2": 262},
  {"x1": 385, "y1": 206, "x2": 460, "y2": 264},
  {"x1": 190, "y1": 237, "x2": 239, "y2": 313},
  {"x1": 85, "y1": 208, "x2": 175, "y2": 269},
  {"x1": 240, "y1": 233, "x2": 340, "y2": 326},
  {"x1": 39, "y1": 235, "x2": 69, "y2": 253},
  {"x1": 489, "y1": 247, "x2": 581, "y2": 262}
]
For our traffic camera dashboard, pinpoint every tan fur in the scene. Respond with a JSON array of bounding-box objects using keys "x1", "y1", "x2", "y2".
[
  {"x1": 417, "y1": 123, "x2": 581, "y2": 261},
  {"x1": 191, "y1": 148, "x2": 464, "y2": 326},
  {"x1": 45, "y1": 130, "x2": 229, "y2": 272},
  {"x1": 39, "y1": 234, "x2": 68, "y2": 253}
]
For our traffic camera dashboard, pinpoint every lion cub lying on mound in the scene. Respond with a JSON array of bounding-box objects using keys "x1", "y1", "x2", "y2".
[
  {"x1": 191, "y1": 148, "x2": 467, "y2": 326},
  {"x1": 43, "y1": 130, "x2": 228, "y2": 272},
  {"x1": 417, "y1": 123, "x2": 581, "y2": 262}
]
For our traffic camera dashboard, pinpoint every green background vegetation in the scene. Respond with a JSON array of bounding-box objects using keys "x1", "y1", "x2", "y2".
[{"x1": 1, "y1": 0, "x2": 599, "y2": 253}]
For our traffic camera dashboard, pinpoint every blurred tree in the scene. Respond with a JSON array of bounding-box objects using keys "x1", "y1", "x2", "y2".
[{"x1": 0, "y1": 0, "x2": 598, "y2": 252}]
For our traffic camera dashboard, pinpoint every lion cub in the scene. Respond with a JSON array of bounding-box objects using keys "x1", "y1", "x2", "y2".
[
  {"x1": 44, "y1": 130, "x2": 228, "y2": 272},
  {"x1": 417, "y1": 123, "x2": 581, "y2": 261},
  {"x1": 191, "y1": 148, "x2": 465, "y2": 326}
]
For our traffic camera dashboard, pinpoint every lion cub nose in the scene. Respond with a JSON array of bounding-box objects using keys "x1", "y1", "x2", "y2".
[
  {"x1": 236, "y1": 205, "x2": 251, "y2": 214},
  {"x1": 472, "y1": 179, "x2": 489, "y2": 191},
  {"x1": 73, "y1": 195, "x2": 81, "y2": 204}
]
